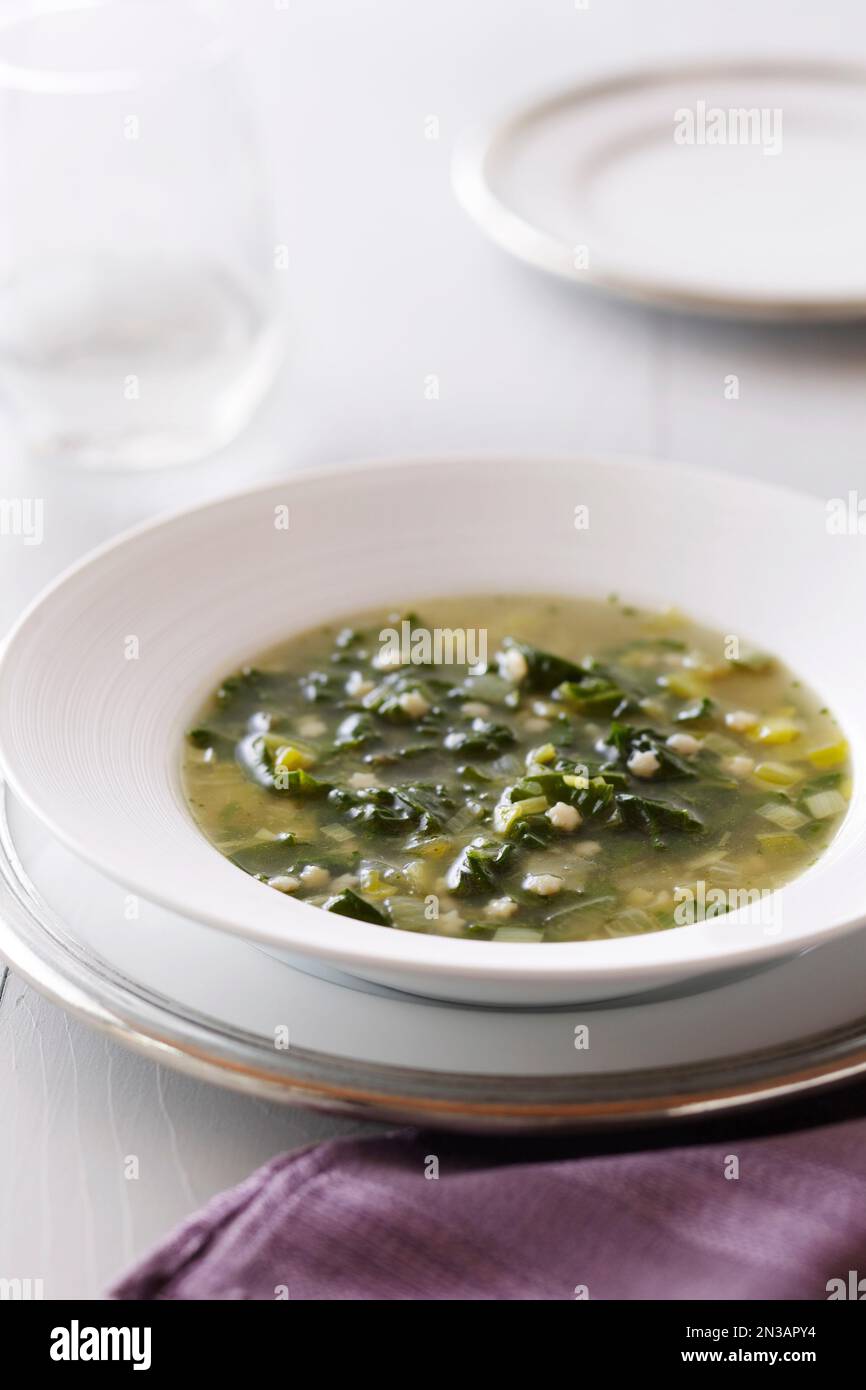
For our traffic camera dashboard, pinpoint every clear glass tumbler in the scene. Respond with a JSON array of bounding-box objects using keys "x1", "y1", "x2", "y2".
[{"x1": 0, "y1": 0, "x2": 283, "y2": 468}]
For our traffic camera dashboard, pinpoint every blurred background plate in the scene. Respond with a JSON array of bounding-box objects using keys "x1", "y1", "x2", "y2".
[
  {"x1": 453, "y1": 59, "x2": 866, "y2": 320},
  {"x1": 4, "y1": 783, "x2": 866, "y2": 1134}
]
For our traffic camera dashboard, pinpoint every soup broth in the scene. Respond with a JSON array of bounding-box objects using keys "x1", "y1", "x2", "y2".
[{"x1": 183, "y1": 596, "x2": 850, "y2": 943}]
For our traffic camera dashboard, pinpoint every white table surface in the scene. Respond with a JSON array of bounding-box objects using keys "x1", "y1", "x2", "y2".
[{"x1": 3, "y1": 0, "x2": 866, "y2": 1300}]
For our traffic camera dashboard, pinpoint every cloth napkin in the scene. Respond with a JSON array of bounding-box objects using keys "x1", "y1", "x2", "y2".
[{"x1": 111, "y1": 1107, "x2": 866, "y2": 1300}]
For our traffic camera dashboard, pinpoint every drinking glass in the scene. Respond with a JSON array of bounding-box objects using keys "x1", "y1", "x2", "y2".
[{"x1": 0, "y1": 0, "x2": 283, "y2": 468}]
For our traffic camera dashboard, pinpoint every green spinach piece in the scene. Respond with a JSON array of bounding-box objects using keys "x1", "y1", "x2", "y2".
[
  {"x1": 608, "y1": 722, "x2": 698, "y2": 780},
  {"x1": 445, "y1": 837, "x2": 514, "y2": 896},
  {"x1": 323, "y1": 889, "x2": 389, "y2": 925},
  {"x1": 187, "y1": 726, "x2": 237, "y2": 760},
  {"x1": 674, "y1": 697, "x2": 715, "y2": 723},
  {"x1": 615, "y1": 792, "x2": 703, "y2": 847},
  {"x1": 334, "y1": 712, "x2": 377, "y2": 748},
  {"x1": 228, "y1": 833, "x2": 297, "y2": 876},
  {"x1": 555, "y1": 675, "x2": 629, "y2": 717},
  {"x1": 500, "y1": 637, "x2": 585, "y2": 692},
  {"x1": 443, "y1": 719, "x2": 515, "y2": 758}
]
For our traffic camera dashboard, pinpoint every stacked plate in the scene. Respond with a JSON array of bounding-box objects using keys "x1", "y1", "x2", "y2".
[{"x1": 1, "y1": 455, "x2": 866, "y2": 1132}]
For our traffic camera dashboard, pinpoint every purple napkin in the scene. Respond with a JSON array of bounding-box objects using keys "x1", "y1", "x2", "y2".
[{"x1": 110, "y1": 1117, "x2": 866, "y2": 1300}]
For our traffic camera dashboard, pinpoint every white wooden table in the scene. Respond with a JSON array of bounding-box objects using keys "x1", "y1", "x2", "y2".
[{"x1": 2, "y1": 0, "x2": 866, "y2": 1299}]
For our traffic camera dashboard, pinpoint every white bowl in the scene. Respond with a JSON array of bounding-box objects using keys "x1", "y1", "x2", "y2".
[{"x1": 1, "y1": 455, "x2": 864, "y2": 1005}]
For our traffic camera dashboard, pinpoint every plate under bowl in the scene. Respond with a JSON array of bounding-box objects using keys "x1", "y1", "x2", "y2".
[{"x1": 5, "y1": 784, "x2": 866, "y2": 1134}]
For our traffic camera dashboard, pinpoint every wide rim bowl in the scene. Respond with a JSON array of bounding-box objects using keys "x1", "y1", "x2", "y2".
[{"x1": 0, "y1": 454, "x2": 863, "y2": 1000}]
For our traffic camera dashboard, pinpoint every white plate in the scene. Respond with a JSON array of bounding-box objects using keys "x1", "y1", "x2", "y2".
[
  {"x1": 453, "y1": 60, "x2": 866, "y2": 320},
  {"x1": 4, "y1": 785, "x2": 866, "y2": 1133},
  {"x1": 0, "y1": 454, "x2": 865, "y2": 1005}
]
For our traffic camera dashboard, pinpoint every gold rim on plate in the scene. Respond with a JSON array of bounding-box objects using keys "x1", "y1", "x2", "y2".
[{"x1": 1, "y1": 784, "x2": 865, "y2": 1133}]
